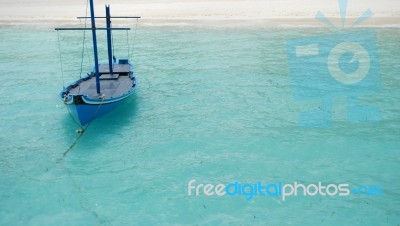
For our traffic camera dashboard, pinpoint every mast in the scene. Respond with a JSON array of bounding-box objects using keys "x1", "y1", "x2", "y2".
[
  {"x1": 89, "y1": 0, "x2": 101, "y2": 94},
  {"x1": 55, "y1": 1, "x2": 140, "y2": 96},
  {"x1": 106, "y1": 5, "x2": 113, "y2": 75}
]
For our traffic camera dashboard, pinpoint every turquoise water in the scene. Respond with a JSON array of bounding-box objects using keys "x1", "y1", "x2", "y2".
[{"x1": 0, "y1": 23, "x2": 399, "y2": 225}]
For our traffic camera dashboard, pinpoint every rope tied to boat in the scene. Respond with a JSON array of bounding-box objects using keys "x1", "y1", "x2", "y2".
[{"x1": 59, "y1": 95, "x2": 106, "y2": 160}]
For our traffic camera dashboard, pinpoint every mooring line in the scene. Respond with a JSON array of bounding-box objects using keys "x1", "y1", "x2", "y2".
[
  {"x1": 59, "y1": 96, "x2": 105, "y2": 161},
  {"x1": 61, "y1": 133, "x2": 84, "y2": 158},
  {"x1": 58, "y1": 154, "x2": 104, "y2": 224}
]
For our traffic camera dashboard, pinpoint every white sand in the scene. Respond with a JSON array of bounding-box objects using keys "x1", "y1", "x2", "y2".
[{"x1": 0, "y1": 0, "x2": 399, "y2": 27}]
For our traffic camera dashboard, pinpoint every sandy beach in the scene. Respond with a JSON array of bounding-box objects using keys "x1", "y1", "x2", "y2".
[{"x1": 0, "y1": 0, "x2": 399, "y2": 27}]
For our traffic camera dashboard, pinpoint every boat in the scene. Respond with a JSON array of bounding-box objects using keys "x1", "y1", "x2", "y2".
[{"x1": 56, "y1": 0, "x2": 140, "y2": 126}]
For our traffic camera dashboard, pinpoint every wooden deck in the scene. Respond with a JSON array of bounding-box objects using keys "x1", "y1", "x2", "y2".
[
  {"x1": 69, "y1": 64, "x2": 134, "y2": 99},
  {"x1": 99, "y1": 64, "x2": 131, "y2": 74}
]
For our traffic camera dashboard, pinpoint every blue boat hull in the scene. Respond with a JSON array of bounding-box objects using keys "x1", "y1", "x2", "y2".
[
  {"x1": 67, "y1": 100, "x2": 123, "y2": 126},
  {"x1": 62, "y1": 73, "x2": 137, "y2": 126}
]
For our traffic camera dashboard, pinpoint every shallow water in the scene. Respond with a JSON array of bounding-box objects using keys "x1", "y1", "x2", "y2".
[{"x1": 0, "y1": 23, "x2": 399, "y2": 225}]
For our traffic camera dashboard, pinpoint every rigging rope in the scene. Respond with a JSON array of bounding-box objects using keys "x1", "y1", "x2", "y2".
[
  {"x1": 126, "y1": 29, "x2": 130, "y2": 60},
  {"x1": 130, "y1": 18, "x2": 139, "y2": 57},
  {"x1": 78, "y1": 2, "x2": 89, "y2": 79},
  {"x1": 111, "y1": 23, "x2": 115, "y2": 59},
  {"x1": 56, "y1": 31, "x2": 65, "y2": 88}
]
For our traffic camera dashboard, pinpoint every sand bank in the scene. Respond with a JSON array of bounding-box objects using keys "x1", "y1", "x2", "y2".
[{"x1": 0, "y1": 0, "x2": 399, "y2": 27}]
